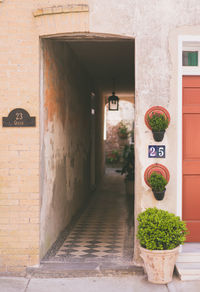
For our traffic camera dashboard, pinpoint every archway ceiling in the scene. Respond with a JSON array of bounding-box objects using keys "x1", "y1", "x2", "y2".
[{"x1": 61, "y1": 40, "x2": 134, "y2": 96}]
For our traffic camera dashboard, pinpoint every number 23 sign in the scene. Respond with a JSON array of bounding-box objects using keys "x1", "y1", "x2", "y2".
[{"x1": 148, "y1": 145, "x2": 165, "y2": 158}]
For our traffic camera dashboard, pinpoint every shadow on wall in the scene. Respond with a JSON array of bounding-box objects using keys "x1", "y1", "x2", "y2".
[
  {"x1": 52, "y1": 158, "x2": 67, "y2": 211},
  {"x1": 40, "y1": 39, "x2": 92, "y2": 258}
]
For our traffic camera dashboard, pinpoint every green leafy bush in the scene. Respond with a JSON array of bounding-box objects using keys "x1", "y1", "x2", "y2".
[
  {"x1": 137, "y1": 208, "x2": 188, "y2": 250},
  {"x1": 106, "y1": 150, "x2": 120, "y2": 164},
  {"x1": 121, "y1": 144, "x2": 134, "y2": 180},
  {"x1": 148, "y1": 113, "x2": 169, "y2": 132},
  {"x1": 117, "y1": 121, "x2": 129, "y2": 139},
  {"x1": 148, "y1": 172, "x2": 167, "y2": 192}
]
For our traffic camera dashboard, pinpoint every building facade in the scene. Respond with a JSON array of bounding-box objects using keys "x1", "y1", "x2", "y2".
[{"x1": 0, "y1": 0, "x2": 200, "y2": 275}]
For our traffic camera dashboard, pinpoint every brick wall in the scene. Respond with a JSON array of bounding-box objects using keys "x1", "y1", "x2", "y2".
[
  {"x1": 0, "y1": 1, "x2": 40, "y2": 274},
  {"x1": 0, "y1": 0, "x2": 89, "y2": 273}
]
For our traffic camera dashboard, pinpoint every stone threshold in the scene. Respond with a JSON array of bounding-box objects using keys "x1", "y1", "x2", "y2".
[
  {"x1": 26, "y1": 262, "x2": 144, "y2": 278},
  {"x1": 176, "y1": 244, "x2": 200, "y2": 281}
]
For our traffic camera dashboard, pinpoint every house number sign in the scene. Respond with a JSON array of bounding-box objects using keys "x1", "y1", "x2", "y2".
[
  {"x1": 148, "y1": 145, "x2": 165, "y2": 158},
  {"x1": 2, "y1": 108, "x2": 36, "y2": 127}
]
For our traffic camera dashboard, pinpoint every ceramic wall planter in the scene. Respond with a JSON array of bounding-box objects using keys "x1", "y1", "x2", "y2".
[
  {"x1": 145, "y1": 106, "x2": 170, "y2": 142},
  {"x1": 144, "y1": 164, "x2": 170, "y2": 201},
  {"x1": 152, "y1": 188, "x2": 166, "y2": 200},
  {"x1": 152, "y1": 130, "x2": 165, "y2": 142},
  {"x1": 140, "y1": 246, "x2": 180, "y2": 284}
]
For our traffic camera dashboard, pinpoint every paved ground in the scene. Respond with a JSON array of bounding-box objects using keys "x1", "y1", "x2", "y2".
[
  {"x1": 0, "y1": 275, "x2": 200, "y2": 292},
  {"x1": 43, "y1": 168, "x2": 134, "y2": 266},
  {"x1": 2, "y1": 169, "x2": 200, "y2": 291}
]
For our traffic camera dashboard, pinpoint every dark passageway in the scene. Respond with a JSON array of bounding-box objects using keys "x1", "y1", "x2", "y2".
[
  {"x1": 41, "y1": 35, "x2": 135, "y2": 271},
  {"x1": 42, "y1": 168, "x2": 134, "y2": 266}
]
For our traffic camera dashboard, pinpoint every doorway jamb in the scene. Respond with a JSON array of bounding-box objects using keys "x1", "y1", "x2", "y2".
[{"x1": 177, "y1": 35, "x2": 200, "y2": 218}]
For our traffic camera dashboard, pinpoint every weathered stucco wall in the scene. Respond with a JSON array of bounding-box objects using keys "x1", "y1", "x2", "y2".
[
  {"x1": 89, "y1": 0, "x2": 200, "y2": 263},
  {"x1": 41, "y1": 39, "x2": 91, "y2": 258}
]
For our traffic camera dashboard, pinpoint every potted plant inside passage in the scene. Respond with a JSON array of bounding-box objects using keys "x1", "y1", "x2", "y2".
[
  {"x1": 117, "y1": 121, "x2": 129, "y2": 140},
  {"x1": 148, "y1": 112, "x2": 169, "y2": 142},
  {"x1": 137, "y1": 208, "x2": 188, "y2": 284},
  {"x1": 121, "y1": 144, "x2": 134, "y2": 195},
  {"x1": 148, "y1": 172, "x2": 168, "y2": 200},
  {"x1": 106, "y1": 150, "x2": 121, "y2": 165}
]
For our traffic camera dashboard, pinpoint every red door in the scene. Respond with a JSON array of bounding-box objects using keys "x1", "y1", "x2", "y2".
[{"x1": 183, "y1": 76, "x2": 200, "y2": 242}]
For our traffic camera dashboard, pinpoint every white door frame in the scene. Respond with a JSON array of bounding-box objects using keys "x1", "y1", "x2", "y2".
[{"x1": 177, "y1": 35, "x2": 200, "y2": 218}]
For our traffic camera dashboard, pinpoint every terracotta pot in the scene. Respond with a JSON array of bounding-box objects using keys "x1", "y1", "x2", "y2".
[
  {"x1": 152, "y1": 130, "x2": 165, "y2": 142},
  {"x1": 118, "y1": 133, "x2": 128, "y2": 139},
  {"x1": 118, "y1": 138, "x2": 128, "y2": 147},
  {"x1": 140, "y1": 246, "x2": 180, "y2": 284}
]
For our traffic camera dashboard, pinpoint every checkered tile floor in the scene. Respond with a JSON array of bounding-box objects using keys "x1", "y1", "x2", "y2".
[{"x1": 43, "y1": 168, "x2": 134, "y2": 264}]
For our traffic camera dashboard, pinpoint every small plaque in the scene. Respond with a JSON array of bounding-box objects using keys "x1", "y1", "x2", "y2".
[
  {"x1": 2, "y1": 108, "x2": 36, "y2": 127},
  {"x1": 148, "y1": 145, "x2": 165, "y2": 158}
]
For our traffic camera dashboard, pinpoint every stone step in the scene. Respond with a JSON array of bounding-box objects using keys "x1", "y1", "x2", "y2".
[
  {"x1": 176, "y1": 262, "x2": 200, "y2": 281},
  {"x1": 27, "y1": 263, "x2": 144, "y2": 278},
  {"x1": 177, "y1": 252, "x2": 200, "y2": 263}
]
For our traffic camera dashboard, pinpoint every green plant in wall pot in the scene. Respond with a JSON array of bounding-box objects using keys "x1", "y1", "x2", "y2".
[
  {"x1": 148, "y1": 172, "x2": 168, "y2": 200},
  {"x1": 148, "y1": 112, "x2": 169, "y2": 142},
  {"x1": 137, "y1": 208, "x2": 188, "y2": 284}
]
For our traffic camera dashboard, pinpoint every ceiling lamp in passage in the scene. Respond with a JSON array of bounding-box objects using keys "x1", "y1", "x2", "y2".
[
  {"x1": 108, "y1": 91, "x2": 119, "y2": 111},
  {"x1": 108, "y1": 79, "x2": 119, "y2": 111}
]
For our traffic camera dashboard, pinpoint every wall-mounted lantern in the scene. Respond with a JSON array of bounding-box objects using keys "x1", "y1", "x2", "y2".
[{"x1": 108, "y1": 91, "x2": 119, "y2": 111}]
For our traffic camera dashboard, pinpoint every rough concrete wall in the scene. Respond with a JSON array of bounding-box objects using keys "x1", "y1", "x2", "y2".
[{"x1": 41, "y1": 40, "x2": 91, "y2": 258}]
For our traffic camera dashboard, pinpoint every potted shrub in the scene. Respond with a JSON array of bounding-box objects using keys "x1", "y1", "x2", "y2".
[
  {"x1": 121, "y1": 144, "x2": 134, "y2": 195},
  {"x1": 137, "y1": 208, "x2": 188, "y2": 284},
  {"x1": 148, "y1": 112, "x2": 169, "y2": 142},
  {"x1": 117, "y1": 121, "x2": 129, "y2": 139},
  {"x1": 148, "y1": 172, "x2": 168, "y2": 200},
  {"x1": 106, "y1": 150, "x2": 120, "y2": 165}
]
